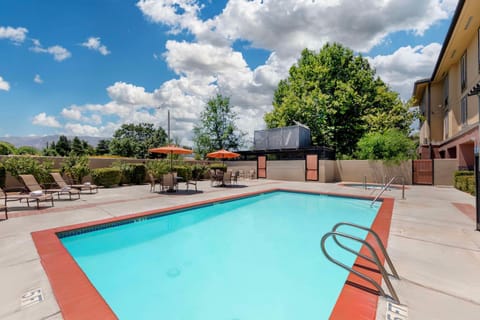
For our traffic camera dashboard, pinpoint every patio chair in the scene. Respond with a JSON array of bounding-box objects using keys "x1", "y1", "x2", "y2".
[
  {"x1": 185, "y1": 172, "x2": 199, "y2": 192},
  {"x1": 49, "y1": 173, "x2": 83, "y2": 199},
  {"x1": 161, "y1": 173, "x2": 178, "y2": 192},
  {"x1": 222, "y1": 171, "x2": 233, "y2": 187},
  {"x1": 233, "y1": 171, "x2": 240, "y2": 184},
  {"x1": 1, "y1": 186, "x2": 54, "y2": 212},
  {"x1": 148, "y1": 172, "x2": 161, "y2": 192},
  {"x1": 209, "y1": 169, "x2": 217, "y2": 186},
  {"x1": 20, "y1": 174, "x2": 80, "y2": 200},
  {"x1": 55, "y1": 173, "x2": 98, "y2": 194}
]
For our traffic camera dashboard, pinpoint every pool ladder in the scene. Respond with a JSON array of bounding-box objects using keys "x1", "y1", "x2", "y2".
[
  {"x1": 320, "y1": 222, "x2": 400, "y2": 304},
  {"x1": 370, "y1": 176, "x2": 406, "y2": 207}
]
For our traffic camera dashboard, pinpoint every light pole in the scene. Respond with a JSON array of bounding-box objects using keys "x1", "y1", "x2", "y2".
[{"x1": 167, "y1": 109, "x2": 170, "y2": 144}]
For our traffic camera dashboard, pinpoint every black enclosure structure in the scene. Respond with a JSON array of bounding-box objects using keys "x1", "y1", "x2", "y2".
[{"x1": 237, "y1": 125, "x2": 335, "y2": 161}]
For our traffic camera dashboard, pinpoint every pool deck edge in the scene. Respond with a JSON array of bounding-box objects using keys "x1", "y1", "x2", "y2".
[{"x1": 31, "y1": 189, "x2": 393, "y2": 319}]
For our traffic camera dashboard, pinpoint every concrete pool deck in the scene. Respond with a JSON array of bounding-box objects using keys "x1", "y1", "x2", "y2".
[{"x1": 1, "y1": 179, "x2": 479, "y2": 319}]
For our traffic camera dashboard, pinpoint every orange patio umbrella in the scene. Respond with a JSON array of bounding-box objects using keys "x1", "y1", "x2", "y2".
[
  {"x1": 149, "y1": 145, "x2": 193, "y2": 171},
  {"x1": 206, "y1": 149, "x2": 240, "y2": 165}
]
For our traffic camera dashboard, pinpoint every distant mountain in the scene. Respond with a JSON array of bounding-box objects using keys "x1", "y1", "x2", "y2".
[{"x1": 0, "y1": 135, "x2": 107, "y2": 150}]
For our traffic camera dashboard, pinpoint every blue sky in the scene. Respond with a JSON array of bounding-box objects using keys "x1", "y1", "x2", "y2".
[{"x1": 0, "y1": 0, "x2": 458, "y2": 145}]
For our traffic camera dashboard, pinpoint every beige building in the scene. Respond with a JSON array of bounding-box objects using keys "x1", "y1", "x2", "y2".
[{"x1": 413, "y1": 0, "x2": 480, "y2": 169}]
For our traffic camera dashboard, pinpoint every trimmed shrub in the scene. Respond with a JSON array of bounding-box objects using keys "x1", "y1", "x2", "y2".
[
  {"x1": 112, "y1": 161, "x2": 134, "y2": 185},
  {"x1": 191, "y1": 164, "x2": 208, "y2": 180},
  {"x1": 131, "y1": 164, "x2": 146, "y2": 184},
  {"x1": 173, "y1": 165, "x2": 192, "y2": 181},
  {"x1": 0, "y1": 163, "x2": 6, "y2": 188},
  {"x1": 466, "y1": 176, "x2": 476, "y2": 195},
  {"x1": 454, "y1": 171, "x2": 475, "y2": 195},
  {"x1": 91, "y1": 168, "x2": 122, "y2": 188}
]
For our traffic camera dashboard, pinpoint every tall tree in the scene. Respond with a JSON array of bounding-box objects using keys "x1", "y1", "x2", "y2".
[
  {"x1": 55, "y1": 135, "x2": 71, "y2": 156},
  {"x1": 193, "y1": 94, "x2": 245, "y2": 158},
  {"x1": 71, "y1": 137, "x2": 84, "y2": 155},
  {"x1": 264, "y1": 43, "x2": 414, "y2": 157},
  {"x1": 109, "y1": 123, "x2": 167, "y2": 158},
  {"x1": 96, "y1": 139, "x2": 110, "y2": 155}
]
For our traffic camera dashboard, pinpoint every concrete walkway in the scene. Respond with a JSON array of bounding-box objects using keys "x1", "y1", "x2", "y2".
[{"x1": 1, "y1": 179, "x2": 479, "y2": 320}]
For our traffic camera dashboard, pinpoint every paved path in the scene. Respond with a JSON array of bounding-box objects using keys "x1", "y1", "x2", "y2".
[{"x1": 1, "y1": 180, "x2": 479, "y2": 320}]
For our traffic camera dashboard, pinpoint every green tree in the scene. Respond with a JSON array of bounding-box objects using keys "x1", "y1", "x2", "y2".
[
  {"x1": 2, "y1": 156, "x2": 53, "y2": 183},
  {"x1": 264, "y1": 43, "x2": 414, "y2": 157},
  {"x1": 55, "y1": 135, "x2": 71, "y2": 156},
  {"x1": 0, "y1": 141, "x2": 16, "y2": 155},
  {"x1": 193, "y1": 94, "x2": 245, "y2": 158},
  {"x1": 60, "y1": 153, "x2": 91, "y2": 183},
  {"x1": 96, "y1": 139, "x2": 110, "y2": 155},
  {"x1": 110, "y1": 123, "x2": 167, "y2": 158},
  {"x1": 355, "y1": 129, "x2": 416, "y2": 161},
  {"x1": 17, "y1": 146, "x2": 40, "y2": 155},
  {"x1": 71, "y1": 137, "x2": 84, "y2": 155}
]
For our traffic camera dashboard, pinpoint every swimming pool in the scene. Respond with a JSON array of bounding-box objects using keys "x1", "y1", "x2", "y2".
[{"x1": 54, "y1": 191, "x2": 380, "y2": 319}]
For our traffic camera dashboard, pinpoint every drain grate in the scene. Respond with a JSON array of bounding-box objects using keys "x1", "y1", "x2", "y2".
[
  {"x1": 386, "y1": 301, "x2": 408, "y2": 320},
  {"x1": 21, "y1": 288, "x2": 44, "y2": 308}
]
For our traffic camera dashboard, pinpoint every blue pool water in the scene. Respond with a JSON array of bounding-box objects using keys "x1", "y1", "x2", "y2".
[{"x1": 61, "y1": 191, "x2": 380, "y2": 319}]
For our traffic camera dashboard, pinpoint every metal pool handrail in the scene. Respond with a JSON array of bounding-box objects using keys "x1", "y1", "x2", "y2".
[
  {"x1": 320, "y1": 230, "x2": 400, "y2": 304},
  {"x1": 331, "y1": 222, "x2": 399, "y2": 279},
  {"x1": 370, "y1": 175, "x2": 406, "y2": 207}
]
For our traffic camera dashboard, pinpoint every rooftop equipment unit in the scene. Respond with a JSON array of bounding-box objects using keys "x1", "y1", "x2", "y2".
[{"x1": 254, "y1": 125, "x2": 311, "y2": 150}]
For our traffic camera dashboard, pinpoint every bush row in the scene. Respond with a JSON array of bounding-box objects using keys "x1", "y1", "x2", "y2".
[
  {"x1": 454, "y1": 171, "x2": 475, "y2": 195},
  {"x1": 0, "y1": 156, "x2": 223, "y2": 189}
]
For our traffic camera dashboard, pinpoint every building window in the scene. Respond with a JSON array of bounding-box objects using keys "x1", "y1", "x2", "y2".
[
  {"x1": 461, "y1": 96, "x2": 468, "y2": 125},
  {"x1": 461, "y1": 51, "x2": 467, "y2": 91},
  {"x1": 443, "y1": 110, "x2": 449, "y2": 139},
  {"x1": 443, "y1": 74, "x2": 449, "y2": 107}
]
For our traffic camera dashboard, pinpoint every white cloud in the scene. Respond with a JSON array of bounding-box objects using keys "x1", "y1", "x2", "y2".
[
  {"x1": 107, "y1": 82, "x2": 156, "y2": 106},
  {"x1": 81, "y1": 37, "x2": 110, "y2": 55},
  {"x1": 30, "y1": 39, "x2": 71, "y2": 61},
  {"x1": 34, "y1": 74, "x2": 43, "y2": 84},
  {"x1": 0, "y1": 76, "x2": 10, "y2": 91},
  {"x1": 32, "y1": 112, "x2": 61, "y2": 128},
  {"x1": 369, "y1": 43, "x2": 442, "y2": 100},
  {"x1": 0, "y1": 26, "x2": 28, "y2": 44},
  {"x1": 35, "y1": 1, "x2": 454, "y2": 144},
  {"x1": 61, "y1": 106, "x2": 82, "y2": 120},
  {"x1": 64, "y1": 123, "x2": 101, "y2": 136},
  {"x1": 138, "y1": 0, "x2": 453, "y2": 57}
]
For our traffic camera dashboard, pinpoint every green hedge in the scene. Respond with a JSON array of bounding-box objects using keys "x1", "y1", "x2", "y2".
[
  {"x1": 0, "y1": 163, "x2": 5, "y2": 188},
  {"x1": 91, "y1": 168, "x2": 122, "y2": 188},
  {"x1": 454, "y1": 171, "x2": 475, "y2": 195},
  {"x1": 131, "y1": 164, "x2": 146, "y2": 184}
]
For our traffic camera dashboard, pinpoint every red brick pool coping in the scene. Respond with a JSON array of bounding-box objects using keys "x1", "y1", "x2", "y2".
[{"x1": 31, "y1": 188, "x2": 394, "y2": 320}]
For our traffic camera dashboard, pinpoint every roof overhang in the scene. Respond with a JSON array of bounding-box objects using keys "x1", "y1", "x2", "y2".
[
  {"x1": 412, "y1": 79, "x2": 430, "y2": 105},
  {"x1": 431, "y1": 0, "x2": 480, "y2": 82}
]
